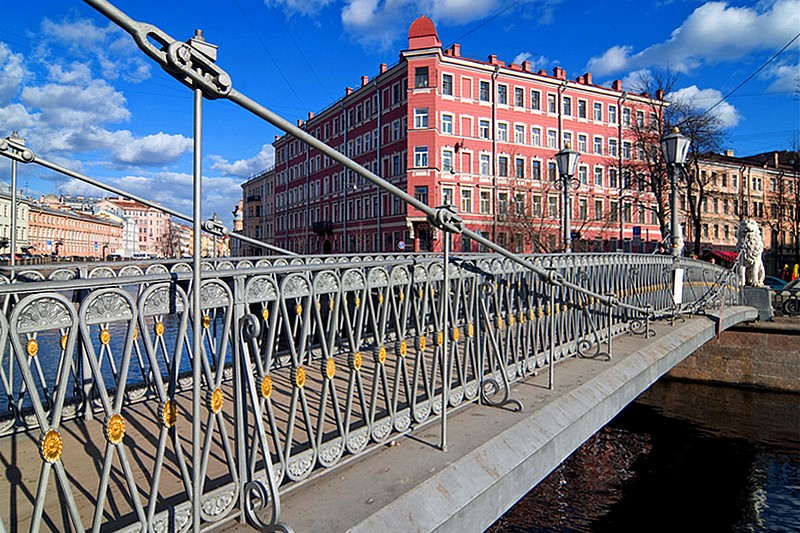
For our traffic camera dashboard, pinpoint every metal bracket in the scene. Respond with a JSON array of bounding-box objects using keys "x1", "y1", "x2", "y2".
[
  {"x1": 202, "y1": 216, "x2": 229, "y2": 237},
  {"x1": 82, "y1": 0, "x2": 231, "y2": 99},
  {"x1": 426, "y1": 205, "x2": 463, "y2": 235},
  {"x1": 0, "y1": 136, "x2": 34, "y2": 163}
]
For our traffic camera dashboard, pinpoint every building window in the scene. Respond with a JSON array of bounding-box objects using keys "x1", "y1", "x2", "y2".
[
  {"x1": 547, "y1": 94, "x2": 556, "y2": 113},
  {"x1": 532, "y1": 195, "x2": 542, "y2": 217},
  {"x1": 531, "y1": 127, "x2": 542, "y2": 146},
  {"x1": 479, "y1": 119, "x2": 490, "y2": 139},
  {"x1": 579, "y1": 198, "x2": 588, "y2": 220},
  {"x1": 636, "y1": 110, "x2": 644, "y2": 127},
  {"x1": 497, "y1": 123, "x2": 508, "y2": 142},
  {"x1": 480, "y1": 190, "x2": 491, "y2": 213},
  {"x1": 609, "y1": 168, "x2": 618, "y2": 188},
  {"x1": 594, "y1": 167, "x2": 603, "y2": 186},
  {"x1": 547, "y1": 130, "x2": 557, "y2": 149},
  {"x1": 563, "y1": 131, "x2": 572, "y2": 148},
  {"x1": 415, "y1": 67, "x2": 429, "y2": 88},
  {"x1": 442, "y1": 114, "x2": 453, "y2": 134},
  {"x1": 531, "y1": 90, "x2": 541, "y2": 110},
  {"x1": 414, "y1": 146, "x2": 428, "y2": 167},
  {"x1": 442, "y1": 149, "x2": 453, "y2": 172},
  {"x1": 608, "y1": 104, "x2": 618, "y2": 124},
  {"x1": 562, "y1": 96, "x2": 572, "y2": 116},
  {"x1": 514, "y1": 124, "x2": 525, "y2": 144},
  {"x1": 497, "y1": 84, "x2": 508, "y2": 105},
  {"x1": 498, "y1": 156, "x2": 509, "y2": 177},
  {"x1": 479, "y1": 81, "x2": 490, "y2": 101},
  {"x1": 548, "y1": 196, "x2": 558, "y2": 218},
  {"x1": 515, "y1": 158, "x2": 525, "y2": 179},
  {"x1": 480, "y1": 154, "x2": 490, "y2": 175},
  {"x1": 414, "y1": 108, "x2": 428, "y2": 129},
  {"x1": 415, "y1": 186, "x2": 428, "y2": 205},
  {"x1": 578, "y1": 166, "x2": 588, "y2": 185},
  {"x1": 577, "y1": 134, "x2": 588, "y2": 153},
  {"x1": 622, "y1": 107, "x2": 631, "y2": 126},
  {"x1": 578, "y1": 100, "x2": 587, "y2": 118},
  {"x1": 548, "y1": 161, "x2": 557, "y2": 181},
  {"x1": 514, "y1": 87, "x2": 524, "y2": 107},
  {"x1": 593, "y1": 102, "x2": 602, "y2": 121},
  {"x1": 461, "y1": 188, "x2": 472, "y2": 213},
  {"x1": 594, "y1": 199, "x2": 603, "y2": 219},
  {"x1": 442, "y1": 187, "x2": 454, "y2": 207},
  {"x1": 531, "y1": 160, "x2": 541, "y2": 180},
  {"x1": 608, "y1": 138, "x2": 618, "y2": 157},
  {"x1": 442, "y1": 73, "x2": 453, "y2": 95},
  {"x1": 498, "y1": 192, "x2": 509, "y2": 215}
]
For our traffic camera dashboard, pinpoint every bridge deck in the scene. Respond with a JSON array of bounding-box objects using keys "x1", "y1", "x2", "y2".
[{"x1": 230, "y1": 306, "x2": 756, "y2": 533}]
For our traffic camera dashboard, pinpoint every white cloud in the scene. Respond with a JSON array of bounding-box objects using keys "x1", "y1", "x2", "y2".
[
  {"x1": 265, "y1": 0, "x2": 336, "y2": 16},
  {"x1": 111, "y1": 132, "x2": 192, "y2": 165},
  {"x1": 587, "y1": 0, "x2": 800, "y2": 76},
  {"x1": 512, "y1": 52, "x2": 549, "y2": 70},
  {"x1": 669, "y1": 85, "x2": 741, "y2": 128},
  {"x1": 764, "y1": 60, "x2": 800, "y2": 93},
  {"x1": 210, "y1": 144, "x2": 275, "y2": 178},
  {"x1": 0, "y1": 43, "x2": 26, "y2": 105},
  {"x1": 21, "y1": 79, "x2": 130, "y2": 128}
]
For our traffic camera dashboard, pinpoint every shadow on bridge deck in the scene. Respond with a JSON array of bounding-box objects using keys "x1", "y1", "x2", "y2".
[{"x1": 233, "y1": 306, "x2": 757, "y2": 533}]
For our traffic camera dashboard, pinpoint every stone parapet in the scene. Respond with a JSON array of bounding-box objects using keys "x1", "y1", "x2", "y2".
[{"x1": 669, "y1": 317, "x2": 800, "y2": 393}]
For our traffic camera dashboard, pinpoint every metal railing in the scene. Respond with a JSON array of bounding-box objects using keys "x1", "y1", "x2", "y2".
[{"x1": 0, "y1": 1, "x2": 745, "y2": 531}]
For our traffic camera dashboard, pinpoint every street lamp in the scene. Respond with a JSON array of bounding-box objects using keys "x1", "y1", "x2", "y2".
[
  {"x1": 555, "y1": 145, "x2": 581, "y2": 253},
  {"x1": 661, "y1": 128, "x2": 690, "y2": 257}
]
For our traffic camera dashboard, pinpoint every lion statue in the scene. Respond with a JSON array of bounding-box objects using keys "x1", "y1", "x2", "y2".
[{"x1": 737, "y1": 219, "x2": 765, "y2": 287}]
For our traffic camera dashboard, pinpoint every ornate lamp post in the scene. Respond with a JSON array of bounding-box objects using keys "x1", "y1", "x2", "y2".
[
  {"x1": 555, "y1": 145, "x2": 581, "y2": 253},
  {"x1": 660, "y1": 128, "x2": 690, "y2": 257}
]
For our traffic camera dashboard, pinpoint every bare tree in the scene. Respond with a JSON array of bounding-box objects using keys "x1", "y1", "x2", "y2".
[{"x1": 629, "y1": 69, "x2": 726, "y2": 256}]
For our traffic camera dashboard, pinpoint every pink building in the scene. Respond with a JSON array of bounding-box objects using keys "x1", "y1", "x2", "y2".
[
  {"x1": 269, "y1": 16, "x2": 664, "y2": 254},
  {"x1": 94, "y1": 198, "x2": 172, "y2": 258},
  {"x1": 29, "y1": 197, "x2": 122, "y2": 259}
]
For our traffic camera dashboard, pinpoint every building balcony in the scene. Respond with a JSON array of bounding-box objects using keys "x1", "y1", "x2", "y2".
[{"x1": 312, "y1": 220, "x2": 334, "y2": 235}]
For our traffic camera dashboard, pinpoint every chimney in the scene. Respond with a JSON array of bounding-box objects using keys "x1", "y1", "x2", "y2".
[
  {"x1": 297, "y1": 119, "x2": 303, "y2": 127},
  {"x1": 725, "y1": 150, "x2": 735, "y2": 157},
  {"x1": 346, "y1": 87, "x2": 353, "y2": 96},
  {"x1": 553, "y1": 66, "x2": 566, "y2": 80},
  {"x1": 656, "y1": 89, "x2": 664, "y2": 100},
  {"x1": 538, "y1": 69, "x2": 547, "y2": 76},
  {"x1": 274, "y1": 136, "x2": 280, "y2": 141},
  {"x1": 612, "y1": 79, "x2": 622, "y2": 91},
  {"x1": 584, "y1": 72, "x2": 592, "y2": 85},
  {"x1": 380, "y1": 63, "x2": 387, "y2": 73},
  {"x1": 452, "y1": 43, "x2": 461, "y2": 57},
  {"x1": 774, "y1": 152, "x2": 779, "y2": 168},
  {"x1": 362, "y1": 75, "x2": 369, "y2": 86},
  {"x1": 308, "y1": 111, "x2": 314, "y2": 120},
  {"x1": 576, "y1": 75, "x2": 585, "y2": 84},
  {"x1": 522, "y1": 60, "x2": 531, "y2": 72},
  {"x1": 488, "y1": 54, "x2": 498, "y2": 64}
]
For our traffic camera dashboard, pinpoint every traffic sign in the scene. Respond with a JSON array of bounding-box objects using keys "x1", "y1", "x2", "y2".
[
  {"x1": 397, "y1": 241, "x2": 406, "y2": 251},
  {"x1": 632, "y1": 226, "x2": 641, "y2": 237}
]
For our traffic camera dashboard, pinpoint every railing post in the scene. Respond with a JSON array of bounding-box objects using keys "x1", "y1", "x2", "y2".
[
  {"x1": 191, "y1": 60, "x2": 204, "y2": 533},
  {"x1": 440, "y1": 227, "x2": 450, "y2": 452},
  {"x1": 548, "y1": 279, "x2": 555, "y2": 390}
]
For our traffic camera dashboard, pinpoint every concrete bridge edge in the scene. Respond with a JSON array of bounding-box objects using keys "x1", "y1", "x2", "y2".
[{"x1": 348, "y1": 306, "x2": 758, "y2": 533}]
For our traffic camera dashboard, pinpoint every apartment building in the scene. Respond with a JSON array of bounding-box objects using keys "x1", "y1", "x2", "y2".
[
  {"x1": 261, "y1": 15, "x2": 665, "y2": 255},
  {"x1": 94, "y1": 197, "x2": 171, "y2": 258},
  {"x1": 689, "y1": 150, "x2": 799, "y2": 270}
]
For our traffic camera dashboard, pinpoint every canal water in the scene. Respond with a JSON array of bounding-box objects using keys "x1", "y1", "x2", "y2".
[{"x1": 489, "y1": 380, "x2": 800, "y2": 532}]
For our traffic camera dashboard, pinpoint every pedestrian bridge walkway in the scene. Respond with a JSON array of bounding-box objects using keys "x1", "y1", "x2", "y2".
[{"x1": 0, "y1": 253, "x2": 751, "y2": 532}]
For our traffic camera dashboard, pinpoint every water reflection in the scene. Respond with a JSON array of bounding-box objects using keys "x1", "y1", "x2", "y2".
[{"x1": 489, "y1": 381, "x2": 800, "y2": 532}]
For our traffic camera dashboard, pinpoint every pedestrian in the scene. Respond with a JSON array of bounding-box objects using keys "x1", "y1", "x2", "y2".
[
  {"x1": 793, "y1": 264, "x2": 799, "y2": 281},
  {"x1": 782, "y1": 264, "x2": 790, "y2": 281}
]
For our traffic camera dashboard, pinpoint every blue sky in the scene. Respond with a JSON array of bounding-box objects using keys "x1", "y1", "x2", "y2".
[{"x1": 0, "y1": 0, "x2": 798, "y2": 226}]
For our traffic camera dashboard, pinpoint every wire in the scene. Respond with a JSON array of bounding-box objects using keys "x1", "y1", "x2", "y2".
[
  {"x1": 700, "y1": 32, "x2": 800, "y2": 120},
  {"x1": 443, "y1": 1, "x2": 523, "y2": 49},
  {"x1": 232, "y1": 0, "x2": 306, "y2": 109}
]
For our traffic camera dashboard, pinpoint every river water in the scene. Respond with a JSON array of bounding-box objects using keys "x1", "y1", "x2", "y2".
[{"x1": 489, "y1": 380, "x2": 800, "y2": 532}]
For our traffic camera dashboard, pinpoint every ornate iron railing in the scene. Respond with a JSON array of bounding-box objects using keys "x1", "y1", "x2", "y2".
[{"x1": 0, "y1": 253, "x2": 740, "y2": 531}]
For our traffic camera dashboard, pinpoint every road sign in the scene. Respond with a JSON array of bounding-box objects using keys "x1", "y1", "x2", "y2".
[
  {"x1": 632, "y1": 226, "x2": 641, "y2": 237},
  {"x1": 397, "y1": 241, "x2": 405, "y2": 251}
]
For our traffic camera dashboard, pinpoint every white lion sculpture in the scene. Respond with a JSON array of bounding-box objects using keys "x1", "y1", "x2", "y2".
[{"x1": 737, "y1": 219, "x2": 765, "y2": 287}]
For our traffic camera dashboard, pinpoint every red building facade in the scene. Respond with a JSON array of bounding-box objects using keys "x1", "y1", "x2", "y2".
[{"x1": 271, "y1": 16, "x2": 664, "y2": 254}]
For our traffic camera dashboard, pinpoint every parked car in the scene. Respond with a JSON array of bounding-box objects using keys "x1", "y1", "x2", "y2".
[
  {"x1": 772, "y1": 278, "x2": 800, "y2": 316},
  {"x1": 763, "y1": 275, "x2": 787, "y2": 290}
]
